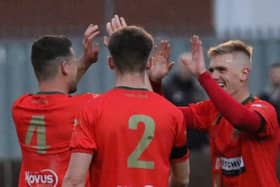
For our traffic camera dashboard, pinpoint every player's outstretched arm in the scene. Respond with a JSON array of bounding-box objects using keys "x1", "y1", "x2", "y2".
[{"x1": 77, "y1": 24, "x2": 100, "y2": 82}]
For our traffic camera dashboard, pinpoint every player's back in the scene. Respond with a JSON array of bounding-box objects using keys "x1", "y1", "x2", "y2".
[
  {"x1": 12, "y1": 93, "x2": 96, "y2": 187},
  {"x1": 78, "y1": 88, "x2": 187, "y2": 187}
]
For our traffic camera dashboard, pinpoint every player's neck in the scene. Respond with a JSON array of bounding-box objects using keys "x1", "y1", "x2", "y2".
[
  {"x1": 115, "y1": 72, "x2": 147, "y2": 89},
  {"x1": 38, "y1": 80, "x2": 69, "y2": 94},
  {"x1": 233, "y1": 87, "x2": 251, "y2": 103}
]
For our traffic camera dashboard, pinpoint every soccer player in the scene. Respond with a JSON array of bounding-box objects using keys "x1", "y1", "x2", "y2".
[
  {"x1": 62, "y1": 26, "x2": 190, "y2": 187},
  {"x1": 12, "y1": 24, "x2": 100, "y2": 187},
  {"x1": 150, "y1": 36, "x2": 280, "y2": 187}
]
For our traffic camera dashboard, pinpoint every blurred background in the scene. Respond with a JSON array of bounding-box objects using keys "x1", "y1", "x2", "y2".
[{"x1": 1, "y1": 0, "x2": 280, "y2": 186}]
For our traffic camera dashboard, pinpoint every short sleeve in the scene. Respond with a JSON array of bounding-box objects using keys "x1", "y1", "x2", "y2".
[
  {"x1": 249, "y1": 100, "x2": 279, "y2": 138},
  {"x1": 70, "y1": 104, "x2": 97, "y2": 154},
  {"x1": 170, "y1": 109, "x2": 190, "y2": 162}
]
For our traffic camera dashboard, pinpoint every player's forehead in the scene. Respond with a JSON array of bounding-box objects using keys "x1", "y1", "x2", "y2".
[
  {"x1": 209, "y1": 52, "x2": 247, "y2": 69},
  {"x1": 209, "y1": 53, "x2": 234, "y2": 68}
]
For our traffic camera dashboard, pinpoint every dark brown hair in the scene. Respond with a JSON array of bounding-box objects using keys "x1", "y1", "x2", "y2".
[
  {"x1": 108, "y1": 26, "x2": 154, "y2": 73},
  {"x1": 31, "y1": 35, "x2": 72, "y2": 81}
]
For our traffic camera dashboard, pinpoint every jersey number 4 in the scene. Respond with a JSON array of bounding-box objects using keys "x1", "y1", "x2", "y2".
[
  {"x1": 25, "y1": 115, "x2": 49, "y2": 154},
  {"x1": 127, "y1": 114, "x2": 155, "y2": 169}
]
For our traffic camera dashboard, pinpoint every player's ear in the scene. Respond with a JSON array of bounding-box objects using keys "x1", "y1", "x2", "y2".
[
  {"x1": 146, "y1": 57, "x2": 152, "y2": 69},
  {"x1": 60, "y1": 61, "x2": 70, "y2": 75},
  {"x1": 107, "y1": 56, "x2": 115, "y2": 70},
  {"x1": 240, "y1": 67, "x2": 250, "y2": 81}
]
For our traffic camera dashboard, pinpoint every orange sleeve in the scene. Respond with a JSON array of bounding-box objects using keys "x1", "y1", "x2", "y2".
[{"x1": 171, "y1": 108, "x2": 189, "y2": 162}]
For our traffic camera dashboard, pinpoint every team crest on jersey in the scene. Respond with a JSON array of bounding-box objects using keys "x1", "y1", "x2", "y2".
[{"x1": 25, "y1": 169, "x2": 58, "y2": 187}]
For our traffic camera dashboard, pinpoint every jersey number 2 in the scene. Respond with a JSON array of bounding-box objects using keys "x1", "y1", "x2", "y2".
[
  {"x1": 127, "y1": 114, "x2": 155, "y2": 169},
  {"x1": 25, "y1": 115, "x2": 48, "y2": 154}
]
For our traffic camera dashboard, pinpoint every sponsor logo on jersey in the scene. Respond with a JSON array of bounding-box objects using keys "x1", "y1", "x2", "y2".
[
  {"x1": 25, "y1": 169, "x2": 58, "y2": 187},
  {"x1": 216, "y1": 156, "x2": 246, "y2": 176}
]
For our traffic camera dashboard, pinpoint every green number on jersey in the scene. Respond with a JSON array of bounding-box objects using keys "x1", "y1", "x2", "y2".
[
  {"x1": 128, "y1": 114, "x2": 155, "y2": 169},
  {"x1": 25, "y1": 115, "x2": 48, "y2": 154}
]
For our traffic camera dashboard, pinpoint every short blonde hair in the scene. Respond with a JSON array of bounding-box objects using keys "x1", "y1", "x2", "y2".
[{"x1": 208, "y1": 40, "x2": 253, "y2": 61}]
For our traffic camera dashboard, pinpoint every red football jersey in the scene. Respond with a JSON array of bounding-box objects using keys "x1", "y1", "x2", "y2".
[
  {"x1": 181, "y1": 97, "x2": 279, "y2": 187},
  {"x1": 71, "y1": 88, "x2": 189, "y2": 187},
  {"x1": 12, "y1": 93, "x2": 97, "y2": 187}
]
